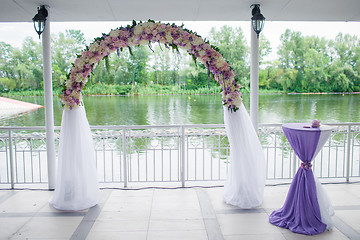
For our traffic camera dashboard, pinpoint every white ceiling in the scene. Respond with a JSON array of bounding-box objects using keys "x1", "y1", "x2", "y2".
[{"x1": 1, "y1": 0, "x2": 360, "y2": 23}]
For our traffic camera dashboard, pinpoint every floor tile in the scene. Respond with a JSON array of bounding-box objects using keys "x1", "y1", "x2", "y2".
[
  {"x1": 205, "y1": 188, "x2": 239, "y2": 211},
  {"x1": 110, "y1": 189, "x2": 154, "y2": 198},
  {"x1": 0, "y1": 217, "x2": 29, "y2": 239},
  {"x1": 102, "y1": 199, "x2": 152, "y2": 212},
  {"x1": 147, "y1": 230, "x2": 207, "y2": 240},
  {"x1": 335, "y1": 209, "x2": 360, "y2": 232},
  {"x1": 12, "y1": 217, "x2": 82, "y2": 239},
  {"x1": 150, "y1": 208, "x2": 202, "y2": 220},
  {"x1": 148, "y1": 219, "x2": 205, "y2": 231},
  {"x1": 282, "y1": 229, "x2": 349, "y2": 240},
  {"x1": 326, "y1": 190, "x2": 360, "y2": 206},
  {"x1": 262, "y1": 186, "x2": 289, "y2": 209},
  {"x1": 224, "y1": 233, "x2": 287, "y2": 240},
  {"x1": 86, "y1": 231, "x2": 147, "y2": 240},
  {"x1": 98, "y1": 209, "x2": 151, "y2": 221},
  {"x1": 92, "y1": 219, "x2": 148, "y2": 232},
  {"x1": 0, "y1": 191, "x2": 52, "y2": 213},
  {"x1": 217, "y1": 213, "x2": 281, "y2": 235}
]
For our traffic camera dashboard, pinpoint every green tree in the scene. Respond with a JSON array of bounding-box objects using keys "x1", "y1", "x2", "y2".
[
  {"x1": 329, "y1": 33, "x2": 360, "y2": 91},
  {"x1": 259, "y1": 35, "x2": 272, "y2": 65},
  {"x1": 51, "y1": 30, "x2": 87, "y2": 87},
  {"x1": 0, "y1": 42, "x2": 15, "y2": 79},
  {"x1": 16, "y1": 37, "x2": 42, "y2": 89},
  {"x1": 302, "y1": 36, "x2": 330, "y2": 92},
  {"x1": 128, "y1": 45, "x2": 149, "y2": 86},
  {"x1": 330, "y1": 33, "x2": 359, "y2": 67},
  {"x1": 209, "y1": 26, "x2": 249, "y2": 86},
  {"x1": 151, "y1": 45, "x2": 171, "y2": 85}
]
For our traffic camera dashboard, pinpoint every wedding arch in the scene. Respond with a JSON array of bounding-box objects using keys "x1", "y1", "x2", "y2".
[
  {"x1": 60, "y1": 20, "x2": 242, "y2": 111},
  {"x1": 50, "y1": 20, "x2": 265, "y2": 211}
]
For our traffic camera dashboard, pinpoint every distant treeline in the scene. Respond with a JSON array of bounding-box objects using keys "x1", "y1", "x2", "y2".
[{"x1": 0, "y1": 26, "x2": 359, "y2": 96}]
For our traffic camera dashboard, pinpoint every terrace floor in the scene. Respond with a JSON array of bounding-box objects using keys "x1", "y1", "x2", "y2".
[{"x1": 0, "y1": 182, "x2": 360, "y2": 240}]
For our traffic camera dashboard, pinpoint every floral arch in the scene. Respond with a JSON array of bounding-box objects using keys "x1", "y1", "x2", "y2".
[
  {"x1": 51, "y1": 20, "x2": 265, "y2": 212},
  {"x1": 60, "y1": 20, "x2": 242, "y2": 111}
]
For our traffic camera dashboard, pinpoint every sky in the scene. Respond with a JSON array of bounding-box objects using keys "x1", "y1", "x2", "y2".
[{"x1": 1, "y1": 21, "x2": 360, "y2": 61}]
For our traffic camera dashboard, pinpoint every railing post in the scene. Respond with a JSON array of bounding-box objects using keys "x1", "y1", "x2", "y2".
[
  {"x1": 122, "y1": 129, "x2": 128, "y2": 188},
  {"x1": 180, "y1": 126, "x2": 185, "y2": 187},
  {"x1": 8, "y1": 130, "x2": 15, "y2": 189},
  {"x1": 346, "y1": 125, "x2": 351, "y2": 182},
  {"x1": 292, "y1": 151, "x2": 297, "y2": 178}
]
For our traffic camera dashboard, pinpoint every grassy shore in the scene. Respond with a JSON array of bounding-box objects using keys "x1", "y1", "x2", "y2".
[
  {"x1": 0, "y1": 83, "x2": 286, "y2": 97},
  {"x1": 1, "y1": 83, "x2": 357, "y2": 98}
]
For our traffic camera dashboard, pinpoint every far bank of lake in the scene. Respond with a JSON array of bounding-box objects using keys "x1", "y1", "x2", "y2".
[{"x1": 0, "y1": 93, "x2": 359, "y2": 126}]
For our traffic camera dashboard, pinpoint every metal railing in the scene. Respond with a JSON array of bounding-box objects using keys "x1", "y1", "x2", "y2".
[{"x1": 0, "y1": 123, "x2": 359, "y2": 188}]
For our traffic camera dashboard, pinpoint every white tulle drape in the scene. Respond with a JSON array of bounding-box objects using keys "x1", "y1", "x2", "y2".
[
  {"x1": 50, "y1": 106, "x2": 99, "y2": 211},
  {"x1": 313, "y1": 125, "x2": 335, "y2": 229},
  {"x1": 223, "y1": 103, "x2": 266, "y2": 208}
]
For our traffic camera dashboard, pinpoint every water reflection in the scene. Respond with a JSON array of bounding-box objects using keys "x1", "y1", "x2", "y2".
[{"x1": 0, "y1": 94, "x2": 359, "y2": 126}]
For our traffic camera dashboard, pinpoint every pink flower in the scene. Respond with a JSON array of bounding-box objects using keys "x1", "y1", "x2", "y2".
[{"x1": 311, "y1": 119, "x2": 321, "y2": 128}]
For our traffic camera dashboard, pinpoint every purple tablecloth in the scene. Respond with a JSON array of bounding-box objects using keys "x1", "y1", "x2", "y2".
[{"x1": 269, "y1": 123, "x2": 327, "y2": 235}]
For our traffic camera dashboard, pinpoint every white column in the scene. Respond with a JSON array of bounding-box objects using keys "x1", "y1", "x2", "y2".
[
  {"x1": 250, "y1": 24, "x2": 259, "y2": 131},
  {"x1": 42, "y1": 11, "x2": 56, "y2": 190}
]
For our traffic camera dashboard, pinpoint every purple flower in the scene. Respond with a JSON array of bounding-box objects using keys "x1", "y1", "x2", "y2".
[
  {"x1": 171, "y1": 33, "x2": 179, "y2": 40},
  {"x1": 224, "y1": 71, "x2": 230, "y2": 80},
  {"x1": 224, "y1": 87, "x2": 231, "y2": 95}
]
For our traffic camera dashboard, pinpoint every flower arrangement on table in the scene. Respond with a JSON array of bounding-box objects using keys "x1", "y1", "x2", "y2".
[
  {"x1": 60, "y1": 20, "x2": 242, "y2": 111},
  {"x1": 311, "y1": 119, "x2": 320, "y2": 128}
]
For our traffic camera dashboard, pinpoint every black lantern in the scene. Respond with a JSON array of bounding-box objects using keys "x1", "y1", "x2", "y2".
[
  {"x1": 251, "y1": 4, "x2": 265, "y2": 38},
  {"x1": 32, "y1": 5, "x2": 48, "y2": 39}
]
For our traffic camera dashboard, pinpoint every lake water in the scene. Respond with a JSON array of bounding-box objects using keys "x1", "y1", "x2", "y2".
[{"x1": 1, "y1": 93, "x2": 360, "y2": 126}]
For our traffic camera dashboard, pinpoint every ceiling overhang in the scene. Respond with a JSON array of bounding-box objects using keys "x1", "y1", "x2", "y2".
[{"x1": 1, "y1": 0, "x2": 360, "y2": 23}]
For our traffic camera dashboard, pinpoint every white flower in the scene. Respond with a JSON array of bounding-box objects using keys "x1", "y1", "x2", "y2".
[
  {"x1": 140, "y1": 39, "x2": 148, "y2": 45},
  {"x1": 142, "y1": 22, "x2": 154, "y2": 29},
  {"x1": 89, "y1": 57, "x2": 97, "y2": 65},
  {"x1": 232, "y1": 95, "x2": 242, "y2": 107},
  {"x1": 75, "y1": 75, "x2": 83, "y2": 83},
  {"x1": 165, "y1": 32, "x2": 173, "y2": 43},
  {"x1": 134, "y1": 25, "x2": 144, "y2": 35},
  {"x1": 198, "y1": 50, "x2": 206, "y2": 57},
  {"x1": 215, "y1": 60, "x2": 224, "y2": 69},
  {"x1": 65, "y1": 80, "x2": 73, "y2": 88},
  {"x1": 159, "y1": 37, "x2": 166, "y2": 44},
  {"x1": 127, "y1": 38, "x2": 136, "y2": 47},
  {"x1": 109, "y1": 29, "x2": 120, "y2": 38},
  {"x1": 184, "y1": 43, "x2": 192, "y2": 50},
  {"x1": 75, "y1": 58, "x2": 85, "y2": 69},
  {"x1": 89, "y1": 42, "x2": 100, "y2": 52},
  {"x1": 193, "y1": 36, "x2": 203, "y2": 45}
]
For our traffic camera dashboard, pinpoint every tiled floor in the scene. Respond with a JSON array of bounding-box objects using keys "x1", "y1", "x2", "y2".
[{"x1": 0, "y1": 182, "x2": 359, "y2": 240}]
